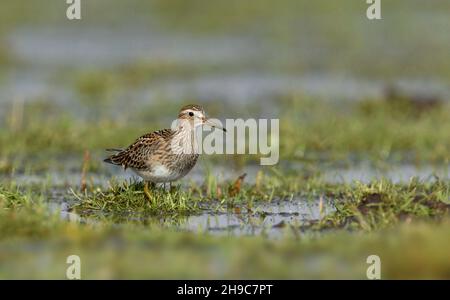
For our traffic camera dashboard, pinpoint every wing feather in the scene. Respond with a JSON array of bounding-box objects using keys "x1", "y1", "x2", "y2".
[{"x1": 104, "y1": 129, "x2": 174, "y2": 170}]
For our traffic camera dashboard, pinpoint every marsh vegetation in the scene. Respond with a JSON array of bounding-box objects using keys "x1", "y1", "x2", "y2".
[{"x1": 0, "y1": 0, "x2": 449, "y2": 279}]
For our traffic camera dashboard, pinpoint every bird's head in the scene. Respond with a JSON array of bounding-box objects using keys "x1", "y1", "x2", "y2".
[{"x1": 177, "y1": 104, "x2": 226, "y2": 132}]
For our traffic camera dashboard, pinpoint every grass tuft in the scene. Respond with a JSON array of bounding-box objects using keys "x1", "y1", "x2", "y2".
[{"x1": 71, "y1": 179, "x2": 201, "y2": 215}]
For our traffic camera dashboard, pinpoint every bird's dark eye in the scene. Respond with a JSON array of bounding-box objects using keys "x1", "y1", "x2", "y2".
[{"x1": 188, "y1": 112, "x2": 194, "y2": 117}]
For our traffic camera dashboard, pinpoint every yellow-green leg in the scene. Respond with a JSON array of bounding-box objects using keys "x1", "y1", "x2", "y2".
[{"x1": 144, "y1": 181, "x2": 152, "y2": 201}]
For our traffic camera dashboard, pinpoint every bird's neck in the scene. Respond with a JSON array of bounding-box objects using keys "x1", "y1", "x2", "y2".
[{"x1": 172, "y1": 124, "x2": 198, "y2": 155}]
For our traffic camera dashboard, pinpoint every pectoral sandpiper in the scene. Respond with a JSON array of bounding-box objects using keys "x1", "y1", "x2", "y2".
[{"x1": 104, "y1": 104, "x2": 225, "y2": 200}]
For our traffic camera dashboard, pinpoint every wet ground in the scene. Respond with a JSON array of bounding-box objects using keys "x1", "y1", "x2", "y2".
[
  {"x1": 7, "y1": 161, "x2": 449, "y2": 238},
  {"x1": 52, "y1": 197, "x2": 333, "y2": 239},
  {"x1": 1, "y1": 2, "x2": 450, "y2": 240},
  {"x1": 2, "y1": 24, "x2": 450, "y2": 119}
]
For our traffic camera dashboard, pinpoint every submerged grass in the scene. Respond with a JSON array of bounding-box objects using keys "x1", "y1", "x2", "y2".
[
  {"x1": 71, "y1": 172, "x2": 268, "y2": 216},
  {"x1": 0, "y1": 184, "x2": 449, "y2": 279},
  {"x1": 2, "y1": 94, "x2": 450, "y2": 174},
  {"x1": 1, "y1": 0, "x2": 450, "y2": 279},
  {"x1": 315, "y1": 178, "x2": 450, "y2": 231},
  {"x1": 72, "y1": 179, "x2": 201, "y2": 215},
  {"x1": 68, "y1": 168, "x2": 450, "y2": 233}
]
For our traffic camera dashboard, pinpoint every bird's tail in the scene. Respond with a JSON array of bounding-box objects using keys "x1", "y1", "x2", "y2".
[
  {"x1": 105, "y1": 148, "x2": 123, "y2": 153},
  {"x1": 103, "y1": 157, "x2": 114, "y2": 164},
  {"x1": 103, "y1": 148, "x2": 124, "y2": 165}
]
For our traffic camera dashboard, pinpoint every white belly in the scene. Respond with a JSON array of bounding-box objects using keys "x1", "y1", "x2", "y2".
[{"x1": 132, "y1": 165, "x2": 182, "y2": 183}]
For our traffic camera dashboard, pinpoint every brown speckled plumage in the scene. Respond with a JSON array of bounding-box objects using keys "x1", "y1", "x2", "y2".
[{"x1": 104, "y1": 105, "x2": 207, "y2": 184}]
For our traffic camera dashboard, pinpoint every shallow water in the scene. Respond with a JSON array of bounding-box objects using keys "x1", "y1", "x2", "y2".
[
  {"x1": 8, "y1": 27, "x2": 257, "y2": 67},
  {"x1": 50, "y1": 196, "x2": 334, "y2": 239},
  {"x1": 323, "y1": 163, "x2": 450, "y2": 184},
  {"x1": 13, "y1": 161, "x2": 449, "y2": 238},
  {"x1": 180, "y1": 198, "x2": 333, "y2": 238},
  {"x1": 9, "y1": 160, "x2": 450, "y2": 187},
  {"x1": 2, "y1": 25, "x2": 449, "y2": 118}
]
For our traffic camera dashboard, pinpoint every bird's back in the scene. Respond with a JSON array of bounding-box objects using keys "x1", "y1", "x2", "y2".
[
  {"x1": 104, "y1": 128, "x2": 199, "y2": 182},
  {"x1": 104, "y1": 128, "x2": 176, "y2": 170}
]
